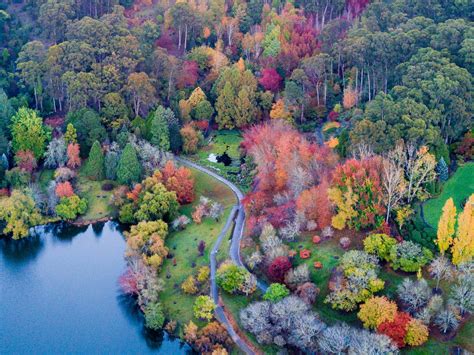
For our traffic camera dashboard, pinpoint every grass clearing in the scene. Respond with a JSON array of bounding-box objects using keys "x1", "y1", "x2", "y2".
[
  {"x1": 158, "y1": 168, "x2": 236, "y2": 332},
  {"x1": 76, "y1": 177, "x2": 116, "y2": 222},
  {"x1": 423, "y1": 162, "x2": 474, "y2": 227}
]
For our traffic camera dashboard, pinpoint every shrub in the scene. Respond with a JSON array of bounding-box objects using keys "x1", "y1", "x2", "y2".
[
  {"x1": 144, "y1": 302, "x2": 165, "y2": 330},
  {"x1": 101, "y1": 183, "x2": 114, "y2": 191},
  {"x1": 267, "y1": 256, "x2": 292, "y2": 283},
  {"x1": 405, "y1": 318, "x2": 429, "y2": 346},
  {"x1": 295, "y1": 282, "x2": 319, "y2": 305},
  {"x1": 171, "y1": 215, "x2": 191, "y2": 230},
  {"x1": 263, "y1": 283, "x2": 290, "y2": 302},
  {"x1": 389, "y1": 241, "x2": 433, "y2": 272},
  {"x1": 55, "y1": 181, "x2": 74, "y2": 198},
  {"x1": 193, "y1": 295, "x2": 215, "y2": 321},
  {"x1": 358, "y1": 296, "x2": 398, "y2": 329},
  {"x1": 364, "y1": 233, "x2": 397, "y2": 261},
  {"x1": 377, "y1": 312, "x2": 412, "y2": 348}
]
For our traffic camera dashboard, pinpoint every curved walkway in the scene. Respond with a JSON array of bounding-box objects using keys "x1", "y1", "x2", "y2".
[{"x1": 175, "y1": 157, "x2": 265, "y2": 355}]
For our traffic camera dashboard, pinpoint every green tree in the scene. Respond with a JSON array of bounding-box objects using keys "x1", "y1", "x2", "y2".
[
  {"x1": 11, "y1": 107, "x2": 50, "y2": 160},
  {"x1": 215, "y1": 81, "x2": 236, "y2": 129},
  {"x1": 193, "y1": 100, "x2": 214, "y2": 121},
  {"x1": 64, "y1": 123, "x2": 77, "y2": 144},
  {"x1": 56, "y1": 194, "x2": 88, "y2": 220},
  {"x1": 134, "y1": 182, "x2": 179, "y2": 222},
  {"x1": 116, "y1": 143, "x2": 141, "y2": 185},
  {"x1": 83, "y1": 141, "x2": 105, "y2": 180},
  {"x1": 144, "y1": 302, "x2": 165, "y2": 330},
  {"x1": 16, "y1": 41, "x2": 46, "y2": 110},
  {"x1": 193, "y1": 295, "x2": 215, "y2": 321},
  {"x1": 216, "y1": 262, "x2": 247, "y2": 294},
  {"x1": 150, "y1": 107, "x2": 170, "y2": 151},
  {"x1": 66, "y1": 109, "x2": 106, "y2": 157}
]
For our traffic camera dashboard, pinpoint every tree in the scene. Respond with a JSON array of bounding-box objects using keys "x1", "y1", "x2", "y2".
[
  {"x1": 144, "y1": 302, "x2": 165, "y2": 330},
  {"x1": 215, "y1": 81, "x2": 236, "y2": 129},
  {"x1": 83, "y1": 141, "x2": 105, "y2": 180},
  {"x1": 39, "y1": 0, "x2": 75, "y2": 43},
  {"x1": 436, "y1": 198, "x2": 456, "y2": 255},
  {"x1": 64, "y1": 123, "x2": 77, "y2": 144},
  {"x1": 358, "y1": 296, "x2": 398, "y2": 330},
  {"x1": 434, "y1": 308, "x2": 459, "y2": 334},
  {"x1": 267, "y1": 256, "x2": 292, "y2": 283},
  {"x1": 67, "y1": 143, "x2": 81, "y2": 169},
  {"x1": 217, "y1": 262, "x2": 248, "y2": 294},
  {"x1": 180, "y1": 124, "x2": 202, "y2": 154},
  {"x1": 15, "y1": 150, "x2": 37, "y2": 173},
  {"x1": 150, "y1": 107, "x2": 170, "y2": 151},
  {"x1": 55, "y1": 195, "x2": 87, "y2": 220},
  {"x1": 452, "y1": 194, "x2": 474, "y2": 265},
  {"x1": 44, "y1": 138, "x2": 67, "y2": 169},
  {"x1": 117, "y1": 143, "x2": 141, "y2": 185},
  {"x1": 363, "y1": 233, "x2": 397, "y2": 262},
  {"x1": 329, "y1": 157, "x2": 385, "y2": 230},
  {"x1": 182, "y1": 276, "x2": 198, "y2": 295},
  {"x1": 55, "y1": 181, "x2": 74, "y2": 198},
  {"x1": 436, "y1": 157, "x2": 449, "y2": 182},
  {"x1": 16, "y1": 41, "x2": 46, "y2": 110},
  {"x1": 381, "y1": 153, "x2": 407, "y2": 222},
  {"x1": 377, "y1": 312, "x2": 412, "y2": 348},
  {"x1": 263, "y1": 283, "x2": 290, "y2": 302},
  {"x1": 11, "y1": 108, "x2": 50, "y2": 160},
  {"x1": 66, "y1": 109, "x2": 106, "y2": 157},
  {"x1": 270, "y1": 99, "x2": 292, "y2": 122},
  {"x1": 105, "y1": 145, "x2": 120, "y2": 180},
  {"x1": 259, "y1": 68, "x2": 282, "y2": 92},
  {"x1": 0, "y1": 190, "x2": 43, "y2": 239},
  {"x1": 405, "y1": 318, "x2": 429, "y2": 346},
  {"x1": 193, "y1": 295, "x2": 216, "y2": 321},
  {"x1": 448, "y1": 276, "x2": 474, "y2": 316},
  {"x1": 132, "y1": 181, "x2": 179, "y2": 223},
  {"x1": 161, "y1": 161, "x2": 195, "y2": 204},
  {"x1": 125, "y1": 72, "x2": 156, "y2": 117},
  {"x1": 429, "y1": 256, "x2": 453, "y2": 291}
]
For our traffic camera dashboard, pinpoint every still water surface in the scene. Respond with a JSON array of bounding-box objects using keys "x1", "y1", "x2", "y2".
[{"x1": 0, "y1": 221, "x2": 192, "y2": 354}]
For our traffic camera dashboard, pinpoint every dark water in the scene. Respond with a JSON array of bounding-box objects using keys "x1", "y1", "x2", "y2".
[{"x1": 0, "y1": 221, "x2": 192, "y2": 354}]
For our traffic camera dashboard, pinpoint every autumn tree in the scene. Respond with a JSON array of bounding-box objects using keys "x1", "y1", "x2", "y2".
[
  {"x1": 180, "y1": 124, "x2": 202, "y2": 154},
  {"x1": 270, "y1": 99, "x2": 292, "y2": 122},
  {"x1": 64, "y1": 123, "x2": 77, "y2": 144},
  {"x1": 329, "y1": 157, "x2": 385, "y2": 230},
  {"x1": 161, "y1": 161, "x2": 195, "y2": 204},
  {"x1": 0, "y1": 190, "x2": 43, "y2": 239},
  {"x1": 436, "y1": 198, "x2": 456, "y2": 255},
  {"x1": 358, "y1": 296, "x2": 398, "y2": 330},
  {"x1": 451, "y1": 194, "x2": 474, "y2": 265},
  {"x1": 55, "y1": 181, "x2": 75, "y2": 198},
  {"x1": 15, "y1": 150, "x2": 37, "y2": 173},
  {"x1": 259, "y1": 68, "x2": 282, "y2": 92},
  {"x1": 125, "y1": 72, "x2": 156, "y2": 117},
  {"x1": 67, "y1": 143, "x2": 81, "y2": 169},
  {"x1": 193, "y1": 295, "x2": 216, "y2": 321}
]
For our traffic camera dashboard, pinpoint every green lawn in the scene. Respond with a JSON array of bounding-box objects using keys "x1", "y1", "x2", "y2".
[
  {"x1": 158, "y1": 168, "x2": 236, "y2": 332},
  {"x1": 76, "y1": 176, "x2": 116, "y2": 223},
  {"x1": 423, "y1": 162, "x2": 474, "y2": 227}
]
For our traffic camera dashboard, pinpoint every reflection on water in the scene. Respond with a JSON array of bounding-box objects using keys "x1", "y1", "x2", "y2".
[{"x1": 0, "y1": 221, "x2": 193, "y2": 354}]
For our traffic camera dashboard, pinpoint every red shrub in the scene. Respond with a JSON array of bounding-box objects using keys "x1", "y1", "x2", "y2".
[
  {"x1": 15, "y1": 150, "x2": 37, "y2": 173},
  {"x1": 67, "y1": 143, "x2": 81, "y2": 169},
  {"x1": 328, "y1": 111, "x2": 339, "y2": 121},
  {"x1": 267, "y1": 256, "x2": 292, "y2": 283},
  {"x1": 259, "y1": 68, "x2": 282, "y2": 92}
]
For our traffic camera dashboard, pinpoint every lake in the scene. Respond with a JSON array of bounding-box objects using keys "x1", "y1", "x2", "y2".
[{"x1": 0, "y1": 221, "x2": 193, "y2": 354}]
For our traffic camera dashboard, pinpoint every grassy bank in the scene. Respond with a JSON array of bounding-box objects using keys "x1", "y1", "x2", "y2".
[{"x1": 158, "y1": 168, "x2": 236, "y2": 331}]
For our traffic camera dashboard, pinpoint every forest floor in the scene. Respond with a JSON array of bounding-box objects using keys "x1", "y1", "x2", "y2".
[
  {"x1": 158, "y1": 168, "x2": 236, "y2": 333},
  {"x1": 422, "y1": 162, "x2": 474, "y2": 227}
]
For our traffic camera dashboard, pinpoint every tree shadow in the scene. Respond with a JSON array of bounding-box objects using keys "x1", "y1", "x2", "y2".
[{"x1": 0, "y1": 234, "x2": 45, "y2": 266}]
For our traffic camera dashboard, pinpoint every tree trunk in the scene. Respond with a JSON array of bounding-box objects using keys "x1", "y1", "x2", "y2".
[{"x1": 184, "y1": 24, "x2": 188, "y2": 52}]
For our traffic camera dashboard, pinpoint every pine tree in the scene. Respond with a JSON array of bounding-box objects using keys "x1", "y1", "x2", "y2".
[
  {"x1": 83, "y1": 141, "x2": 105, "y2": 180},
  {"x1": 436, "y1": 198, "x2": 456, "y2": 255},
  {"x1": 451, "y1": 194, "x2": 474, "y2": 265},
  {"x1": 64, "y1": 123, "x2": 77, "y2": 144},
  {"x1": 150, "y1": 108, "x2": 170, "y2": 151},
  {"x1": 436, "y1": 157, "x2": 449, "y2": 182},
  {"x1": 117, "y1": 143, "x2": 141, "y2": 185},
  {"x1": 215, "y1": 81, "x2": 236, "y2": 129}
]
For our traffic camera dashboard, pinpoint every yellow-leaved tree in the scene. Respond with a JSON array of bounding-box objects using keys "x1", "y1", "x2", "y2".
[
  {"x1": 451, "y1": 194, "x2": 474, "y2": 265},
  {"x1": 436, "y1": 198, "x2": 456, "y2": 255}
]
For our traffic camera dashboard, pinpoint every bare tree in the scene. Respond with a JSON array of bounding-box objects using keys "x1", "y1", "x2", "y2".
[
  {"x1": 429, "y1": 256, "x2": 453, "y2": 291},
  {"x1": 381, "y1": 153, "x2": 406, "y2": 222}
]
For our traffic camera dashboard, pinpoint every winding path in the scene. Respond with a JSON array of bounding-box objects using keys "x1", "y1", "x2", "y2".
[{"x1": 175, "y1": 157, "x2": 266, "y2": 355}]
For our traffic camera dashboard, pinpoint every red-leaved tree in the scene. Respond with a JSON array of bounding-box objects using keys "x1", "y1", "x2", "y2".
[
  {"x1": 67, "y1": 143, "x2": 81, "y2": 169},
  {"x1": 161, "y1": 160, "x2": 195, "y2": 204},
  {"x1": 259, "y1": 68, "x2": 282, "y2": 92},
  {"x1": 267, "y1": 256, "x2": 292, "y2": 283},
  {"x1": 377, "y1": 312, "x2": 412, "y2": 348},
  {"x1": 55, "y1": 181, "x2": 75, "y2": 198},
  {"x1": 15, "y1": 150, "x2": 37, "y2": 173}
]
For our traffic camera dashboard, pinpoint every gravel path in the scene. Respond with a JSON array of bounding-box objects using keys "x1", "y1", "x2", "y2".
[{"x1": 175, "y1": 157, "x2": 266, "y2": 355}]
